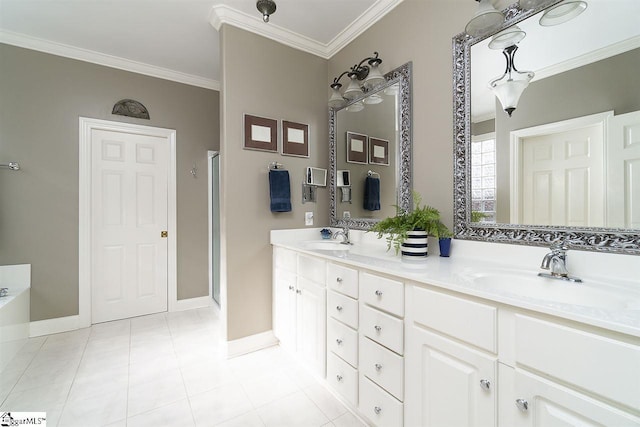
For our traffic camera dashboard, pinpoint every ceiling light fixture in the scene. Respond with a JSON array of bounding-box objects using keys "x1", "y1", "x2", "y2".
[
  {"x1": 465, "y1": 0, "x2": 504, "y2": 37},
  {"x1": 256, "y1": 0, "x2": 276, "y2": 23},
  {"x1": 328, "y1": 52, "x2": 385, "y2": 109},
  {"x1": 488, "y1": 25, "x2": 526, "y2": 50},
  {"x1": 539, "y1": 0, "x2": 587, "y2": 26},
  {"x1": 488, "y1": 45, "x2": 534, "y2": 117}
]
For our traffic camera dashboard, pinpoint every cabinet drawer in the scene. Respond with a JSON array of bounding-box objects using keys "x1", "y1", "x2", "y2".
[
  {"x1": 327, "y1": 318, "x2": 358, "y2": 367},
  {"x1": 327, "y1": 290, "x2": 358, "y2": 329},
  {"x1": 360, "y1": 272, "x2": 404, "y2": 317},
  {"x1": 297, "y1": 254, "x2": 326, "y2": 284},
  {"x1": 359, "y1": 375, "x2": 403, "y2": 427},
  {"x1": 515, "y1": 314, "x2": 640, "y2": 411},
  {"x1": 359, "y1": 336, "x2": 404, "y2": 401},
  {"x1": 327, "y1": 263, "x2": 358, "y2": 298},
  {"x1": 411, "y1": 285, "x2": 496, "y2": 353},
  {"x1": 327, "y1": 352, "x2": 358, "y2": 407},
  {"x1": 360, "y1": 304, "x2": 404, "y2": 355},
  {"x1": 274, "y1": 247, "x2": 297, "y2": 273}
]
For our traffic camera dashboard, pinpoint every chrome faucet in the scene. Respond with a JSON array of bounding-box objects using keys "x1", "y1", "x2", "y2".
[
  {"x1": 538, "y1": 242, "x2": 582, "y2": 282},
  {"x1": 332, "y1": 226, "x2": 352, "y2": 245}
]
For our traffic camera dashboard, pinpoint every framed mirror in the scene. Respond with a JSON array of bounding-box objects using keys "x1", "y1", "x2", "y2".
[
  {"x1": 453, "y1": 0, "x2": 640, "y2": 254},
  {"x1": 329, "y1": 62, "x2": 412, "y2": 229}
]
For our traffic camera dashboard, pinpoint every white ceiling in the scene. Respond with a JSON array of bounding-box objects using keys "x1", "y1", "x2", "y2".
[{"x1": 0, "y1": 0, "x2": 404, "y2": 90}]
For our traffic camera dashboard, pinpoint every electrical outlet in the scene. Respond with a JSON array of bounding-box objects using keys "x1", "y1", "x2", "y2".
[
  {"x1": 305, "y1": 211, "x2": 314, "y2": 226},
  {"x1": 343, "y1": 211, "x2": 351, "y2": 219}
]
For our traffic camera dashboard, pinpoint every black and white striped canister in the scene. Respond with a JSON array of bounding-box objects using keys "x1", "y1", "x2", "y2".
[{"x1": 401, "y1": 230, "x2": 428, "y2": 258}]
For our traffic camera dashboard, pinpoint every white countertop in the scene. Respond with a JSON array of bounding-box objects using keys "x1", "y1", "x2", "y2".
[{"x1": 271, "y1": 229, "x2": 640, "y2": 338}]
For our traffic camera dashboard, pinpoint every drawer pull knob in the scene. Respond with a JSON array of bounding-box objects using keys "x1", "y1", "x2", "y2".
[
  {"x1": 375, "y1": 290, "x2": 383, "y2": 297},
  {"x1": 374, "y1": 363, "x2": 383, "y2": 371},
  {"x1": 336, "y1": 338, "x2": 343, "y2": 345},
  {"x1": 515, "y1": 399, "x2": 529, "y2": 412},
  {"x1": 374, "y1": 406, "x2": 382, "y2": 415},
  {"x1": 479, "y1": 379, "x2": 490, "y2": 391},
  {"x1": 296, "y1": 289, "x2": 302, "y2": 294},
  {"x1": 336, "y1": 375, "x2": 343, "y2": 382},
  {"x1": 288, "y1": 285, "x2": 294, "y2": 291},
  {"x1": 374, "y1": 325, "x2": 382, "y2": 332},
  {"x1": 336, "y1": 277, "x2": 343, "y2": 283},
  {"x1": 336, "y1": 305, "x2": 343, "y2": 311}
]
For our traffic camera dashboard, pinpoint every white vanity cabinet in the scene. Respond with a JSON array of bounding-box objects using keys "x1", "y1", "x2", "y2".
[
  {"x1": 326, "y1": 262, "x2": 360, "y2": 406},
  {"x1": 358, "y1": 272, "x2": 405, "y2": 427},
  {"x1": 405, "y1": 285, "x2": 498, "y2": 427},
  {"x1": 406, "y1": 283, "x2": 640, "y2": 427},
  {"x1": 272, "y1": 247, "x2": 326, "y2": 377},
  {"x1": 499, "y1": 313, "x2": 640, "y2": 426}
]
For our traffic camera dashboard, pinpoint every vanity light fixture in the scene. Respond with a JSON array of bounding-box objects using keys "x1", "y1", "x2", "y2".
[
  {"x1": 539, "y1": 0, "x2": 587, "y2": 26},
  {"x1": 465, "y1": 0, "x2": 504, "y2": 37},
  {"x1": 328, "y1": 52, "x2": 385, "y2": 109},
  {"x1": 488, "y1": 45, "x2": 534, "y2": 117},
  {"x1": 256, "y1": 0, "x2": 276, "y2": 23}
]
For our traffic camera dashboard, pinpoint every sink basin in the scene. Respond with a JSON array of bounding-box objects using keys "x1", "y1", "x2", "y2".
[
  {"x1": 302, "y1": 240, "x2": 351, "y2": 251},
  {"x1": 466, "y1": 270, "x2": 638, "y2": 310}
]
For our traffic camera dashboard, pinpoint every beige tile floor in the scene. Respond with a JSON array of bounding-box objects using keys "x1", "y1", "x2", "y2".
[{"x1": 0, "y1": 307, "x2": 367, "y2": 427}]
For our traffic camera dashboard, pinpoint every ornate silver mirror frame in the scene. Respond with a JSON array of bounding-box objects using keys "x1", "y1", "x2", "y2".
[
  {"x1": 453, "y1": 0, "x2": 640, "y2": 255},
  {"x1": 329, "y1": 62, "x2": 413, "y2": 230}
]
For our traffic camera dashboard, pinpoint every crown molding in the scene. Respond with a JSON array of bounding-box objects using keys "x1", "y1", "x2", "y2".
[
  {"x1": 0, "y1": 30, "x2": 221, "y2": 91},
  {"x1": 533, "y1": 35, "x2": 640, "y2": 82},
  {"x1": 210, "y1": 0, "x2": 404, "y2": 60}
]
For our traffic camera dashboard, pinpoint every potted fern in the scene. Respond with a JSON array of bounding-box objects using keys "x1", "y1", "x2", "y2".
[{"x1": 370, "y1": 192, "x2": 442, "y2": 258}]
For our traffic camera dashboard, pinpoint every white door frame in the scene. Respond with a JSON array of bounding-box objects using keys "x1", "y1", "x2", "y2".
[
  {"x1": 509, "y1": 111, "x2": 613, "y2": 223},
  {"x1": 79, "y1": 117, "x2": 177, "y2": 327}
]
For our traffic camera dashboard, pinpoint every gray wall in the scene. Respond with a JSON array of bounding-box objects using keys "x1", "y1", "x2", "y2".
[
  {"x1": 494, "y1": 48, "x2": 640, "y2": 223},
  {"x1": 219, "y1": 25, "x2": 329, "y2": 340},
  {"x1": 329, "y1": 0, "x2": 475, "y2": 233},
  {"x1": 0, "y1": 44, "x2": 219, "y2": 321}
]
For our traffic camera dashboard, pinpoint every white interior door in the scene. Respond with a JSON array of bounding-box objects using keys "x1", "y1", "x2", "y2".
[
  {"x1": 520, "y1": 124, "x2": 604, "y2": 227},
  {"x1": 606, "y1": 110, "x2": 640, "y2": 228},
  {"x1": 91, "y1": 129, "x2": 169, "y2": 323}
]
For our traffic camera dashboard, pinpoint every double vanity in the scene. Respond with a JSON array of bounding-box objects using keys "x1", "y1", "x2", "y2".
[{"x1": 271, "y1": 229, "x2": 640, "y2": 427}]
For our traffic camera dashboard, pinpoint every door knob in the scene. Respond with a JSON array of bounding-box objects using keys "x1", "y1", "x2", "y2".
[
  {"x1": 375, "y1": 290, "x2": 383, "y2": 296},
  {"x1": 336, "y1": 305, "x2": 343, "y2": 311},
  {"x1": 374, "y1": 406, "x2": 382, "y2": 415},
  {"x1": 161, "y1": 230, "x2": 168, "y2": 238},
  {"x1": 479, "y1": 379, "x2": 490, "y2": 391},
  {"x1": 375, "y1": 363, "x2": 383, "y2": 371}
]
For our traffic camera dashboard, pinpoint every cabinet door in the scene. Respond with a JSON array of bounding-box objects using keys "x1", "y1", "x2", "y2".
[
  {"x1": 509, "y1": 368, "x2": 640, "y2": 427},
  {"x1": 405, "y1": 324, "x2": 497, "y2": 427},
  {"x1": 297, "y1": 277, "x2": 326, "y2": 377},
  {"x1": 273, "y1": 268, "x2": 297, "y2": 352}
]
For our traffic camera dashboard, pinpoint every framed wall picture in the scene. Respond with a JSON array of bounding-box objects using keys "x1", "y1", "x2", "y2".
[
  {"x1": 244, "y1": 114, "x2": 278, "y2": 152},
  {"x1": 369, "y1": 137, "x2": 390, "y2": 165},
  {"x1": 346, "y1": 131, "x2": 368, "y2": 164},
  {"x1": 282, "y1": 121, "x2": 309, "y2": 157}
]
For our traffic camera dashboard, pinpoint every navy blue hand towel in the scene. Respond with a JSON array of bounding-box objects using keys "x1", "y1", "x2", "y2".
[
  {"x1": 269, "y1": 170, "x2": 292, "y2": 212},
  {"x1": 363, "y1": 176, "x2": 381, "y2": 211}
]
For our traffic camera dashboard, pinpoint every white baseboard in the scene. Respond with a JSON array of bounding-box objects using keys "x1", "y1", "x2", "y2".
[
  {"x1": 30, "y1": 315, "x2": 81, "y2": 337},
  {"x1": 226, "y1": 330, "x2": 279, "y2": 359},
  {"x1": 171, "y1": 295, "x2": 213, "y2": 312}
]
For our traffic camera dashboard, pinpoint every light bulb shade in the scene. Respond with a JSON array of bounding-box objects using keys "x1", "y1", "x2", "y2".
[
  {"x1": 328, "y1": 87, "x2": 346, "y2": 108},
  {"x1": 363, "y1": 93, "x2": 383, "y2": 105},
  {"x1": 465, "y1": 0, "x2": 504, "y2": 37},
  {"x1": 346, "y1": 101, "x2": 364, "y2": 113},
  {"x1": 539, "y1": 0, "x2": 587, "y2": 26},
  {"x1": 489, "y1": 71, "x2": 534, "y2": 116},
  {"x1": 343, "y1": 77, "x2": 364, "y2": 100},
  {"x1": 488, "y1": 25, "x2": 526, "y2": 49},
  {"x1": 363, "y1": 64, "x2": 385, "y2": 90}
]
